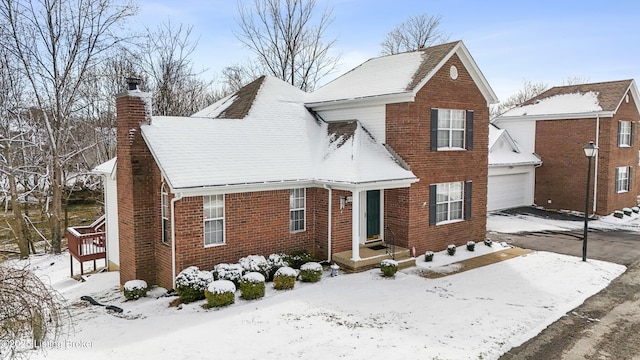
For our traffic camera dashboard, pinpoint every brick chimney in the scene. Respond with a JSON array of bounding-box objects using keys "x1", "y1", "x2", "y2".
[{"x1": 116, "y1": 78, "x2": 158, "y2": 286}]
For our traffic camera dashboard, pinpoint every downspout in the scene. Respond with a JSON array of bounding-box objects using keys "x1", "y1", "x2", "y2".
[
  {"x1": 323, "y1": 184, "x2": 332, "y2": 262},
  {"x1": 593, "y1": 115, "x2": 600, "y2": 215},
  {"x1": 170, "y1": 192, "x2": 183, "y2": 289}
]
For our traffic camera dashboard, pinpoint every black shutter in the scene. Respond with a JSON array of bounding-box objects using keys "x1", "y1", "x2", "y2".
[
  {"x1": 466, "y1": 110, "x2": 474, "y2": 150},
  {"x1": 617, "y1": 120, "x2": 622, "y2": 146},
  {"x1": 430, "y1": 108, "x2": 438, "y2": 151},
  {"x1": 631, "y1": 122, "x2": 635, "y2": 147},
  {"x1": 429, "y1": 184, "x2": 437, "y2": 226},
  {"x1": 628, "y1": 167, "x2": 633, "y2": 191},
  {"x1": 465, "y1": 181, "x2": 472, "y2": 220}
]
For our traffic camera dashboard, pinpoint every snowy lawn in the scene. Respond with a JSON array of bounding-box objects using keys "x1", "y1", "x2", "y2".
[{"x1": 15, "y1": 245, "x2": 625, "y2": 360}]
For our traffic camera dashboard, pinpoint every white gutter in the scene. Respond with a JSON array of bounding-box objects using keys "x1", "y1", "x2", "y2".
[
  {"x1": 323, "y1": 185, "x2": 332, "y2": 262},
  {"x1": 593, "y1": 115, "x2": 600, "y2": 215},
  {"x1": 306, "y1": 92, "x2": 413, "y2": 110},
  {"x1": 170, "y1": 192, "x2": 183, "y2": 289},
  {"x1": 497, "y1": 111, "x2": 615, "y2": 122}
]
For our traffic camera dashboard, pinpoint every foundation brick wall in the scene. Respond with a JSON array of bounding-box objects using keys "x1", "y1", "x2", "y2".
[{"x1": 385, "y1": 54, "x2": 489, "y2": 255}]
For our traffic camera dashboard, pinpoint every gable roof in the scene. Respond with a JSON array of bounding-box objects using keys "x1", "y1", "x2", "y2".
[
  {"x1": 308, "y1": 41, "x2": 498, "y2": 107},
  {"x1": 498, "y1": 79, "x2": 640, "y2": 120},
  {"x1": 140, "y1": 76, "x2": 417, "y2": 193},
  {"x1": 489, "y1": 124, "x2": 541, "y2": 167}
]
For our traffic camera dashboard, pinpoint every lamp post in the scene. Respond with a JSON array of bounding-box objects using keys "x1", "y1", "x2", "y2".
[{"x1": 582, "y1": 141, "x2": 598, "y2": 262}]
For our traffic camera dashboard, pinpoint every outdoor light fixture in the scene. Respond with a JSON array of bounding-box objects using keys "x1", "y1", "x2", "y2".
[{"x1": 582, "y1": 141, "x2": 598, "y2": 262}]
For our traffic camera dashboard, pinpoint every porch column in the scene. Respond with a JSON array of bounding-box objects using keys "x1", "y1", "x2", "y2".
[{"x1": 351, "y1": 190, "x2": 360, "y2": 260}]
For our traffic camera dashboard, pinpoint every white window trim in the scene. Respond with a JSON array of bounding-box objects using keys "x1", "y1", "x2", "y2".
[
  {"x1": 435, "y1": 182, "x2": 465, "y2": 225},
  {"x1": 290, "y1": 188, "x2": 306, "y2": 233},
  {"x1": 203, "y1": 194, "x2": 225, "y2": 247},
  {"x1": 615, "y1": 166, "x2": 630, "y2": 193},
  {"x1": 619, "y1": 120, "x2": 632, "y2": 147},
  {"x1": 437, "y1": 109, "x2": 466, "y2": 150},
  {"x1": 161, "y1": 184, "x2": 169, "y2": 244}
]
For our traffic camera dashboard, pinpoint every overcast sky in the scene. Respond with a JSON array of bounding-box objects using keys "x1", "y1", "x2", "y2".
[{"x1": 135, "y1": 0, "x2": 640, "y2": 102}]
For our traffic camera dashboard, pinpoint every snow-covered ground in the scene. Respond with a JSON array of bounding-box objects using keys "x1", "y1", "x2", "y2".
[{"x1": 11, "y1": 234, "x2": 627, "y2": 360}]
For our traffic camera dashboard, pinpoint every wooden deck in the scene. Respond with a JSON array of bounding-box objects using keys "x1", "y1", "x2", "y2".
[{"x1": 67, "y1": 215, "x2": 106, "y2": 276}]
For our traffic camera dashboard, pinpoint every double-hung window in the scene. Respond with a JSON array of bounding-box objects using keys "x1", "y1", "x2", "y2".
[
  {"x1": 161, "y1": 184, "x2": 169, "y2": 244},
  {"x1": 618, "y1": 121, "x2": 633, "y2": 147},
  {"x1": 431, "y1": 108, "x2": 474, "y2": 151},
  {"x1": 615, "y1": 166, "x2": 631, "y2": 193},
  {"x1": 290, "y1": 188, "x2": 305, "y2": 232},
  {"x1": 204, "y1": 195, "x2": 225, "y2": 246},
  {"x1": 435, "y1": 182, "x2": 464, "y2": 223}
]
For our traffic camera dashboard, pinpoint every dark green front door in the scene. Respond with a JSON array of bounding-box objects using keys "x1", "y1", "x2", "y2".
[{"x1": 366, "y1": 190, "x2": 380, "y2": 240}]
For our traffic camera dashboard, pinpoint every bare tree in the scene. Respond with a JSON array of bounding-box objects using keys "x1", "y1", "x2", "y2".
[
  {"x1": 380, "y1": 13, "x2": 449, "y2": 55},
  {"x1": 0, "y1": 264, "x2": 68, "y2": 357},
  {"x1": 0, "y1": 0, "x2": 138, "y2": 253},
  {"x1": 562, "y1": 76, "x2": 590, "y2": 86},
  {"x1": 491, "y1": 80, "x2": 549, "y2": 118},
  {"x1": 235, "y1": 0, "x2": 339, "y2": 92}
]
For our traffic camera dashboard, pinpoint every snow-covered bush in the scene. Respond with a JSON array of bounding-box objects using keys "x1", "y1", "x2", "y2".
[
  {"x1": 285, "y1": 250, "x2": 313, "y2": 269},
  {"x1": 175, "y1": 266, "x2": 213, "y2": 303},
  {"x1": 466, "y1": 241, "x2": 476, "y2": 252},
  {"x1": 212, "y1": 263, "x2": 244, "y2": 286},
  {"x1": 484, "y1": 238, "x2": 493, "y2": 247},
  {"x1": 632, "y1": 207, "x2": 640, "y2": 214},
  {"x1": 447, "y1": 244, "x2": 456, "y2": 256},
  {"x1": 614, "y1": 210, "x2": 624, "y2": 219},
  {"x1": 267, "y1": 253, "x2": 289, "y2": 280},
  {"x1": 239, "y1": 255, "x2": 272, "y2": 280},
  {"x1": 123, "y1": 280, "x2": 148, "y2": 300},
  {"x1": 424, "y1": 251, "x2": 434, "y2": 262},
  {"x1": 239, "y1": 272, "x2": 266, "y2": 300},
  {"x1": 205, "y1": 280, "x2": 236, "y2": 308},
  {"x1": 380, "y1": 259, "x2": 398, "y2": 277},
  {"x1": 273, "y1": 266, "x2": 296, "y2": 290},
  {"x1": 623, "y1": 207, "x2": 633, "y2": 216},
  {"x1": 299, "y1": 262, "x2": 322, "y2": 282}
]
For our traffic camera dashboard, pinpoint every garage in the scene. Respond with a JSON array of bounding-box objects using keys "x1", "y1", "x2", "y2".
[{"x1": 487, "y1": 172, "x2": 530, "y2": 211}]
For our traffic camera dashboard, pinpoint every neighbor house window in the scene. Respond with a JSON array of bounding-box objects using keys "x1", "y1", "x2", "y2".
[
  {"x1": 204, "y1": 194, "x2": 225, "y2": 246},
  {"x1": 161, "y1": 184, "x2": 169, "y2": 244},
  {"x1": 618, "y1": 121, "x2": 633, "y2": 147},
  {"x1": 430, "y1": 108, "x2": 474, "y2": 151},
  {"x1": 615, "y1": 166, "x2": 631, "y2": 193},
  {"x1": 290, "y1": 188, "x2": 305, "y2": 232}
]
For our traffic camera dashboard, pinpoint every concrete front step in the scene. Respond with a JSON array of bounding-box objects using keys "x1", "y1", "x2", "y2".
[{"x1": 332, "y1": 247, "x2": 416, "y2": 272}]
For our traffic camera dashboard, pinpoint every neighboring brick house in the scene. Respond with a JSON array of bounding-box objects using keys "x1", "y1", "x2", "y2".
[
  {"x1": 493, "y1": 80, "x2": 640, "y2": 215},
  {"x1": 114, "y1": 40, "x2": 498, "y2": 289}
]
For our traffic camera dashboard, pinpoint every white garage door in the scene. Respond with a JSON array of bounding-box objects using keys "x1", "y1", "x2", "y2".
[{"x1": 487, "y1": 173, "x2": 529, "y2": 211}]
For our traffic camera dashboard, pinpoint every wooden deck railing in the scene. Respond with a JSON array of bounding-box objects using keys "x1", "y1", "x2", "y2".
[{"x1": 67, "y1": 215, "x2": 106, "y2": 276}]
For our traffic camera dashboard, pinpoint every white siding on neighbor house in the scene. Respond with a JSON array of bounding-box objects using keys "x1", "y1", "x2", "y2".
[
  {"x1": 104, "y1": 175, "x2": 119, "y2": 269},
  {"x1": 492, "y1": 119, "x2": 537, "y2": 154},
  {"x1": 487, "y1": 166, "x2": 536, "y2": 211},
  {"x1": 315, "y1": 105, "x2": 386, "y2": 142}
]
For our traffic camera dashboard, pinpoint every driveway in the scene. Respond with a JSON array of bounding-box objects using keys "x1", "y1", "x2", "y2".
[{"x1": 489, "y1": 210, "x2": 640, "y2": 359}]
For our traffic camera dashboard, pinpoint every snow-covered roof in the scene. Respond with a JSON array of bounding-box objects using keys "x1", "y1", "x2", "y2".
[
  {"x1": 92, "y1": 157, "x2": 116, "y2": 175},
  {"x1": 140, "y1": 76, "x2": 416, "y2": 191},
  {"x1": 498, "y1": 79, "x2": 639, "y2": 119},
  {"x1": 489, "y1": 125, "x2": 541, "y2": 167},
  {"x1": 308, "y1": 41, "x2": 498, "y2": 106}
]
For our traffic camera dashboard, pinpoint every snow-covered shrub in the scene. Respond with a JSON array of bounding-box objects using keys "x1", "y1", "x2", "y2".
[
  {"x1": 632, "y1": 207, "x2": 640, "y2": 214},
  {"x1": 614, "y1": 210, "x2": 624, "y2": 219},
  {"x1": 239, "y1": 255, "x2": 272, "y2": 280},
  {"x1": 424, "y1": 251, "x2": 434, "y2": 262},
  {"x1": 466, "y1": 241, "x2": 476, "y2": 252},
  {"x1": 623, "y1": 207, "x2": 633, "y2": 216},
  {"x1": 299, "y1": 262, "x2": 322, "y2": 282},
  {"x1": 212, "y1": 263, "x2": 244, "y2": 286},
  {"x1": 380, "y1": 259, "x2": 398, "y2": 277},
  {"x1": 447, "y1": 244, "x2": 456, "y2": 256},
  {"x1": 205, "y1": 280, "x2": 236, "y2": 308},
  {"x1": 484, "y1": 238, "x2": 493, "y2": 247},
  {"x1": 285, "y1": 250, "x2": 313, "y2": 269},
  {"x1": 267, "y1": 253, "x2": 289, "y2": 280},
  {"x1": 273, "y1": 266, "x2": 297, "y2": 290},
  {"x1": 239, "y1": 272, "x2": 266, "y2": 300},
  {"x1": 123, "y1": 280, "x2": 148, "y2": 300},
  {"x1": 175, "y1": 266, "x2": 213, "y2": 303}
]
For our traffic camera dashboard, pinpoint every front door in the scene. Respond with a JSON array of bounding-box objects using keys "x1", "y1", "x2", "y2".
[{"x1": 366, "y1": 190, "x2": 380, "y2": 241}]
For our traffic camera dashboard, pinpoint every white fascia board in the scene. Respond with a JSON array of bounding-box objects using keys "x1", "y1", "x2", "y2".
[
  {"x1": 306, "y1": 92, "x2": 413, "y2": 111},
  {"x1": 495, "y1": 111, "x2": 615, "y2": 122},
  {"x1": 175, "y1": 179, "x2": 317, "y2": 197},
  {"x1": 489, "y1": 161, "x2": 541, "y2": 167},
  {"x1": 314, "y1": 177, "x2": 419, "y2": 192}
]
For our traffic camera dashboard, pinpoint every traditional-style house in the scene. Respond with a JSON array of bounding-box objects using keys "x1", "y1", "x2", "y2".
[
  {"x1": 113, "y1": 40, "x2": 497, "y2": 289},
  {"x1": 493, "y1": 79, "x2": 640, "y2": 215}
]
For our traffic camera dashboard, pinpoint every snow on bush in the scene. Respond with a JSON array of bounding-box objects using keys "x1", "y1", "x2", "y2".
[
  {"x1": 205, "y1": 280, "x2": 235, "y2": 308},
  {"x1": 623, "y1": 207, "x2": 632, "y2": 216},
  {"x1": 123, "y1": 280, "x2": 148, "y2": 300},
  {"x1": 447, "y1": 244, "x2": 456, "y2": 256},
  {"x1": 285, "y1": 250, "x2": 313, "y2": 269},
  {"x1": 273, "y1": 266, "x2": 296, "y2": 290},
  {"x1": 484, "y1": 238, "x2": 493, "y2": 247},
  {"x1": 239, "y1": 255, "x2": 272, "y2": 280},
  {"x1": 212, "y1": 263, "x2": 244, "y2": 286},
  {"x1": 240, "y1": 272, "x2": 266, "y2": 300},
  {"x1": 633, "y1": 207, "x2": 640, "y2": 214},
  {"x1": 380, "y1": 259, "x2": 398, "y2": 277},
  {"x1": 614, "y1": 210, "x2": 624, "y2": 219},
  {"x1": 424, "y1": 251, "x2": 434, "y2": 262},
  {"x1": 175, "y1": 266, "x2": 213, "y2": 303},
  {"x1": 466, "y1": 241, "x2": 476, "y2": 251},
  {"x1": 267, "y1": 253, "x2": 288, "y2": 279},
  {"x1": 299, "y1": 262, "x2": 322, "y2": 283}
]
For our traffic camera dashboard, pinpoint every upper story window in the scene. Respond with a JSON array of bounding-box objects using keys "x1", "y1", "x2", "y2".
[
  {"x1": 431, "y1": 108, "x2": 474, "y2": 151},
  {"x1": 161, "y1": 184, "x2": 169, "y2": 244},
  {"x1": 429, "y1": 181, "x2": 473, "y2": 226},
  {"x1": 615, "y1": 166, "x2": 631, "y2": 193},
  {"x1": 290, "y1": 188, "x2": 306, "y2": 232},
  {"x1": 204, "y1": 194, "x2": 225, "y2": 246},
  {"x1": 618, "y1": 121, "x2": 633, "y2": 147}
]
